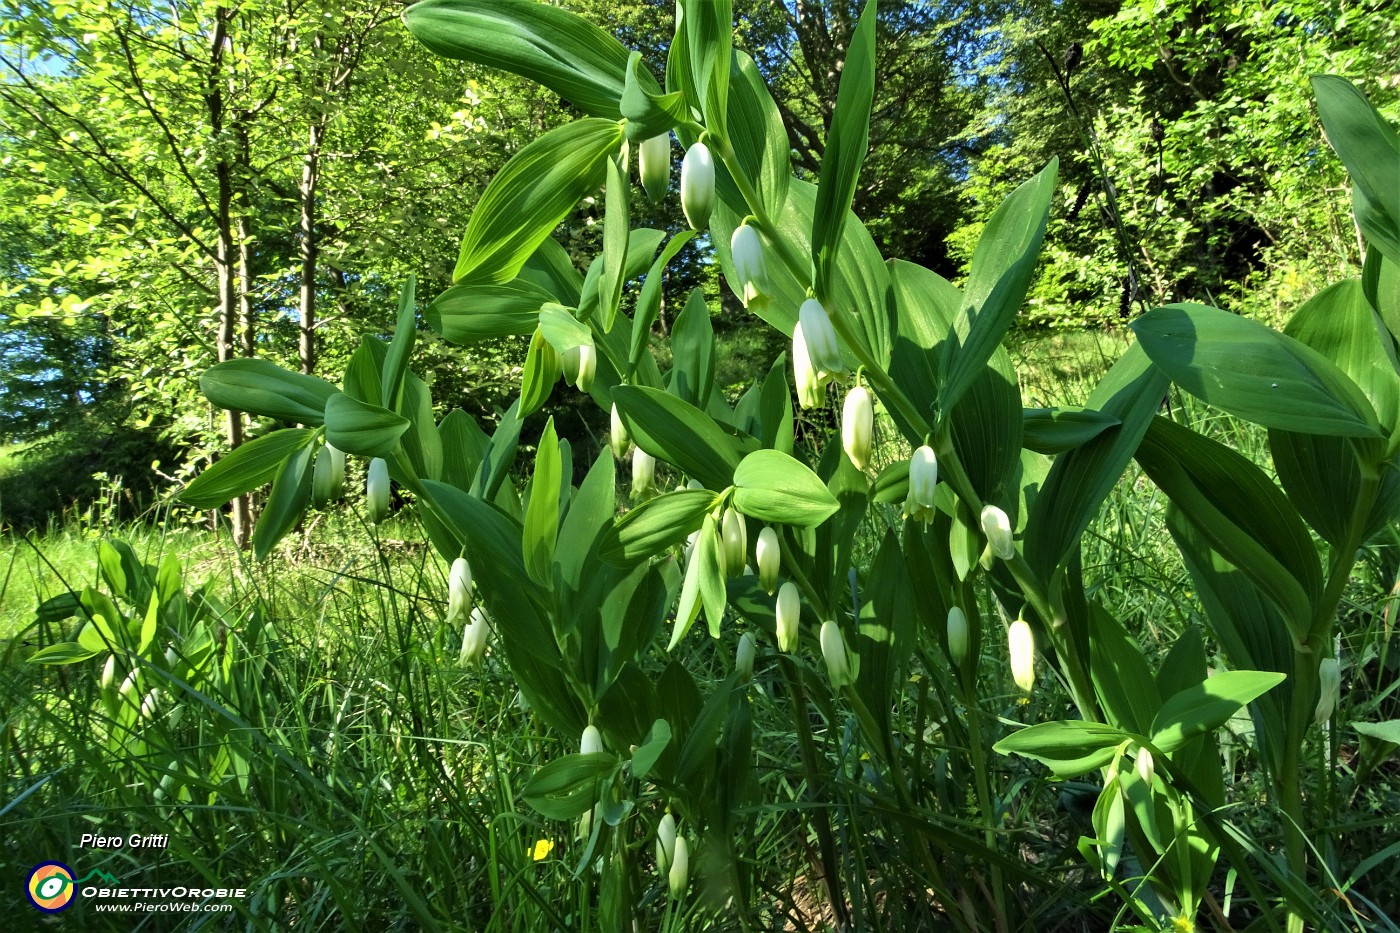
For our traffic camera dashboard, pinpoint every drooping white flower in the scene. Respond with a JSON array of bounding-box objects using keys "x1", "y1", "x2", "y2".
[
  {"x1": 776, "y1": 581, "x2": 800, "y2": 652},
  {"x1": 447, "y1": 557, "x2": 473, "y2": 627},
  {"x1": 632, "y1": 448, "x2": 656, "y2": 497},
  {"x1": 721, "y1": 507, "x2": 747, "y2": 577},
  {"x1": 1008, "y1": 618, "x2": 1035, "y2": 694},
  {"x1": 581, "y1": 724, "x2": 604, "y2": 756},
  {"x1": 903, "y1": 446, "x2": 938, "y2": 523},
  {"x1": 946, "y1": 606, "x2": 969, "y2": 667},
  {"x1": 680, "y1": 142, "x2": 715, "y2": 229},
  {"x1": 793, "y1": 322, "x2": 825, "y2": 410},
  {"x1": 458, "y1": 606, "x2": 489, "y2": 667},
  {"x1": 668, "y1": 835, "x2": 690, "y2": 897},
  {"x1": 755, "y1": 526, "x2": 780, "y2": 594},
  {"x1": 820, "y1": 620, "x2": 855, "y2": 688},
  {"x1": 563, "y1": 343, "x2": 596, "y2": 392},
  {"x1": 730, "y1": 223, "x2": 768, "y2": 306},
  {"x1": 1314, "y1": 657, "x2": 1341, "y2": 726},
  {"x1": 367, "y1": 457, "x2": 390, "y2": 524},
  {"x1": 736, "y1": 632, "x2": 756, "y2": 683},
  {"x1": 610, "y1": 402, "x2": 632, "y2": 460},
  {"x1": 842, "y1": 385, "x2": 874, "y2": 471},
  {"x1": 981, "y1": 504, "x2": 1015, "y2": 560},
  {"x1": 798, "y1": 298, "x2": 843, "y2": 374}
]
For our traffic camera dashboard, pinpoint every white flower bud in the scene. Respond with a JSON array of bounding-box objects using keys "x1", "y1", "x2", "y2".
[
  {"x1": 581, "y1": 724, "x2": 604, "y2": 756},
  {"x1": 563, "y1": 343, "x2": 596, "y2": 393},
  {"x1": 755, "y1": 526, "x2": 780, "y2": 594},
  {"x1": 730, "y1": 224, "x2": 768, "y2": 306},
  {"x1": 736, "y1": 632, "x2": 756, "y2": 682},
  {"x1": 776, "y1": 581, "x2": 800, "y2": 652},
  {"x1": 798, "y1": 298, "x2": 843, "y2": 374},
  {"x1": 981, "y1": 504, "x2": 1015, "y2": 560},
  {"x1": 1314, "y1": 657, "x2": 1341, "y2": 726},
  {"x1": 793, "y1": 322, "x2": 825, "y2": 409},
  {"x1": 656, "y1": 813, "x2": 677, "y2": 872},
  {"x1": 668, "y1": 835, "x2": 690, "y2": 897},
  {"x1": 101, "y1": 653, "x2": 118, "y2": 692},
  {"x1": 1008, "y1": 618, "x2": 1035, "y2": 694},
  {"x1": 1136, "y1": 747, "x2": 1155, "y2": 786},
  {"x1": 903, "y1": 446, "x2": 938, "y2": 523},
  {"x1": 447, "y1": 557, "x2": 473, "y2": 627},
  {"x1": 639, "y1": 133, "x2": 671, "y2": 203},
  {"x1": 632, "y1": 448, "x2": 656, "y2": 497},
  {"x1": 820, "y1": 619, "x2": 855, "y2": 688},
  {"x1": 946, "y1": 606, "x2": 969, "y2": 666},
  {"x1": 721, "y1": 507, "x2": 747, "y2": 577},
  {"x1": 458, "y1": 606, "x2": 489, "y2": 667},
  {"x1": 842, "y1": 385, "x2": 874, "y2": 470},
  {"x1": 610, "y1": 403, "x2": 632, "y2": 460},
  {"x1": 139, "y1": 687, "x2": 160, "y2": 722},
  {"x1": 680, "y1": 142, "x2": 715, "y2": 229},
  {"x1": 367, "y1": 457, "x2": 390, "y2": 524}
]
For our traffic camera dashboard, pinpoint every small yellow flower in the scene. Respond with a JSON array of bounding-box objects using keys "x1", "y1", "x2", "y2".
[{"x1": 531, "y1": 838, "x2": 554, "y2": 861}]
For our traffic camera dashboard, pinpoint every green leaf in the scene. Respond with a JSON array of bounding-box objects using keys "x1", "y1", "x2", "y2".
[
  {"x1": 343, "y1": 336, "x2": 386, "y2": 404},
  {"x1": 200, "y1": 359, "x2": 338, "y2": 425},
  {"x1": 599, "y1": 489, "x2": 720, "y2": 567},
  {"x1": 629, "y1": 230, "x2": 696, "y2": 370},
  {"x1": 381, "y1": 276, "x2": 418, "y2": 410},
  {"x1": 1150, "y1": 670, "x2": 1287, "y2": 754},
  {"x1": 28, "y1": 642, "x2": 101, "y2": 665},
  {"x1": 324, "y1": 393, "x2": 410, "y2": 459},
  {"x1": 180, "y1": 429, "x2": 314, "y2": 509},
  {"x1": 1088, "y1": 604, "x2": 1161, "y2": 735},
  {"x1": 1025, "y1": 344, "x2": 1170, "y2": 581},
  {"x1": 1312, "y1": 76, "x2": 1400, "y2": 265},
  {"x1": 620, "y1": 52, "x2": 686, "y2": 140},
  {"x1": 1022, "y1": 407, "x2": 1121, "y2": 455},
  {"x1": 1131, "y1": 303, "x2": 1382, "y2": 437},
  {"x1": 599, "y1": 156, "x2": 630, "y2": 331},
  {"x1": 397, "y1": 374, "x2": 443, "y2": 482},
  {"x1": 718, "y1": 50, "x2": 789, "y2": 221},
  {"x1": 940, "y1": 159, "x2": 1057, "y2": 412},
  {"x1": 538, "y1": 303, "x2": 592, "y2": 355},
  {"x1": 668, "y1": 288, "x2": 715, "y2": 409},
  {"x1": 403, "y1": 0, "x2": 631, "y2": 119},
  {"x1": 519, "y1": 237, "x2": 584, "y2": 305},
  {"x1": 523, "y1": 418, "x2": 561, "y2": 587},
  {"x1": 811, "y1": 0, "x2": 876, "y2": 303},
  {"x1": 1137, "y1": 416, "x2": 1320, "y2": 640},
  {"x1": 522, "y1": 752, "x2": 617, "y2": 819},
  {"x1": 732, "y1": 449, "x2": 840, "y2": 527},
  {"x1": 612, "y1": 385, "x2": 742, "y2": 489},
  {"x1": 252, "y1": 441, "x2": 315, "y2": 560},
  {"x1": 454, "y1": 118, "x2": 623, "y2": 284},
  {"x1": 889, "y1": 259, "x2": 959, "y2": 419},
  {"x1": 427, "y1": 279, "x2": 556, "y2": 344},
  {"x1": 757, "y1": 353, "x2": 794, "y2": 454},
  {"x1": 682, "y1": 0, "x2": 731, "y2": 135},
  {"x1": 630, "y1": 719, "x2": 672, "y2": 780},
  {"x1": 993, "y1": 720, "x2": 1130, "y2": 778}
]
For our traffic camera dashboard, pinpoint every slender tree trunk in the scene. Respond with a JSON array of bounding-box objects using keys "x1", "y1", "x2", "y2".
[
  {"x1": 208, "y1": 9, "x2": 250, "y2": 548},
  {"x1": 298, "y1": 117, "x2": 326, "y2": 375}
]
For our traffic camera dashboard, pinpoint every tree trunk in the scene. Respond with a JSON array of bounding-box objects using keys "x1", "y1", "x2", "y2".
[
  {"x1": 298, "y1": 117, "x2": 326, "y2": 375},
  {"x1": 208, "y1": 9, "x2": 250, "y2": 549}
]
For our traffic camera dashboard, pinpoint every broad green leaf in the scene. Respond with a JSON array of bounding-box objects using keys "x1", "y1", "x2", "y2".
[
  {"x1": 180, "y1": 429, "x2": 314, "y2": 509},
  {"x1": 718, "y1": 50, "x2": 789, "y2": 222},
  {"x1": 620, "y1": 52, "x2": 686, "y2": 140},
  {"x1": 599, "y1": 156, "x2": 629, "y2": 331},
  {"x1": 668, "y1": 288, "x2": 715, "y2": 409},
  {"x1": 1088, "y1": 604, "x2": 1161, "y2": 735},
  {"x1": 612, "y1": 385, "x2": 742, "y2": 489},
  {"x1": 1352, "y1": 720, "x2": 1400, "y2": 744},
  {"x1": 523, "y1": 418, "x2": 561, "y2": 587},
  {"x1": 397, "y1": 374, "x2": 443, "y2": 482},
  {"x1": 28, "y1": 642, "x2": 101, "y2": 665},
  {"x1": 940, "y1": 159, "x2": 1057, "y2": 412},
  {"x1": 1150, "y1": 670, "x2": 1287, "y2": 753},
  {"x1": 1131, "y1": 303, "x2": 1382, "y2": 437},
  {"x1": 438, "y1": 410, "x2": 490, "y2": 492},
  {"x1": 698, "y1": 513, "x2": 727, "y2": 637},
  {"x1": 519, "y1": 237, "x2": 584, "y2": 306},
  {"x1": 1022, "y1": 407, "x2": 1121, "y2": 455},
  {"x1": 732, "y1": 449, "x2": 840, "y2": 527},
  {"x1": 1312, "y1": 76, "x2": 1400, "y2": 265},
  {"x1": 324, "y1": 393, "x2": 410, "y2": 459},
  {"x1": 471, "y1": 401, "x2": 523, "y2": 502},
  {"x1": 757, "y1": 353, "x2": 794, "y2": 454},
  {"x1": 403, "y1": 0, "x2": 631, "y2": 119},
  {"x1": 682, "y1": 0, "x2": 731, "y2": 135},
  {"x1": 522, "y1": 752, "x2": 617, "y2": 819},
  {"x1": 343, "y1": 336, "x2": 386, "y2": 404},
  {"x1": 1137, "y1": 416, "x2": 1320, "y2": 639},
  {"x1": 1025, "y1": 344, "x2": 1170, "y2": 581},
  {"x1": 993, "y1": 720, "x2": 1130, "y2": 778},
  {"x1": 948, "y1": 346, "x2": 1023, "y2": 505},
  {"x1": 538, "y1": 303, "x2": 592, "y2": 355},
  {"x1": 889, "y1": 259, "x2": 959, "y2": 422},
  {"x1": 629, "y1": 230, "x2": 696, "y2": 369},
  {"x1": 1284, "y1": 279, "x2": 1399, "y2": 432},
  {"x1": 454, "y1": 118, "x2": 623, "y2": 284},
  {"x1": 811, "y1": 0, "x2": 876, "y2": 303},
  {"x1": 630, "y1": 719, "x2": 672, "y2": 780},
  {"x1": 200, "y1": 359, "x2": 337, "y2": 425},
  {"x1": 381, "y1": 276, "x2": 417, "y2": 410},
  {"x1": 555, "y1": 451, "x2": 616, "y2": 595},
  {"x1": 252, "y1": 441, "x2": 314, "y2": 561},
  {"x1": 599, "y1": 490, "x2": 719, "y2": 568},
  {"x1": 427, "y1": 279, "x2": 556, "y2": 344}
]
